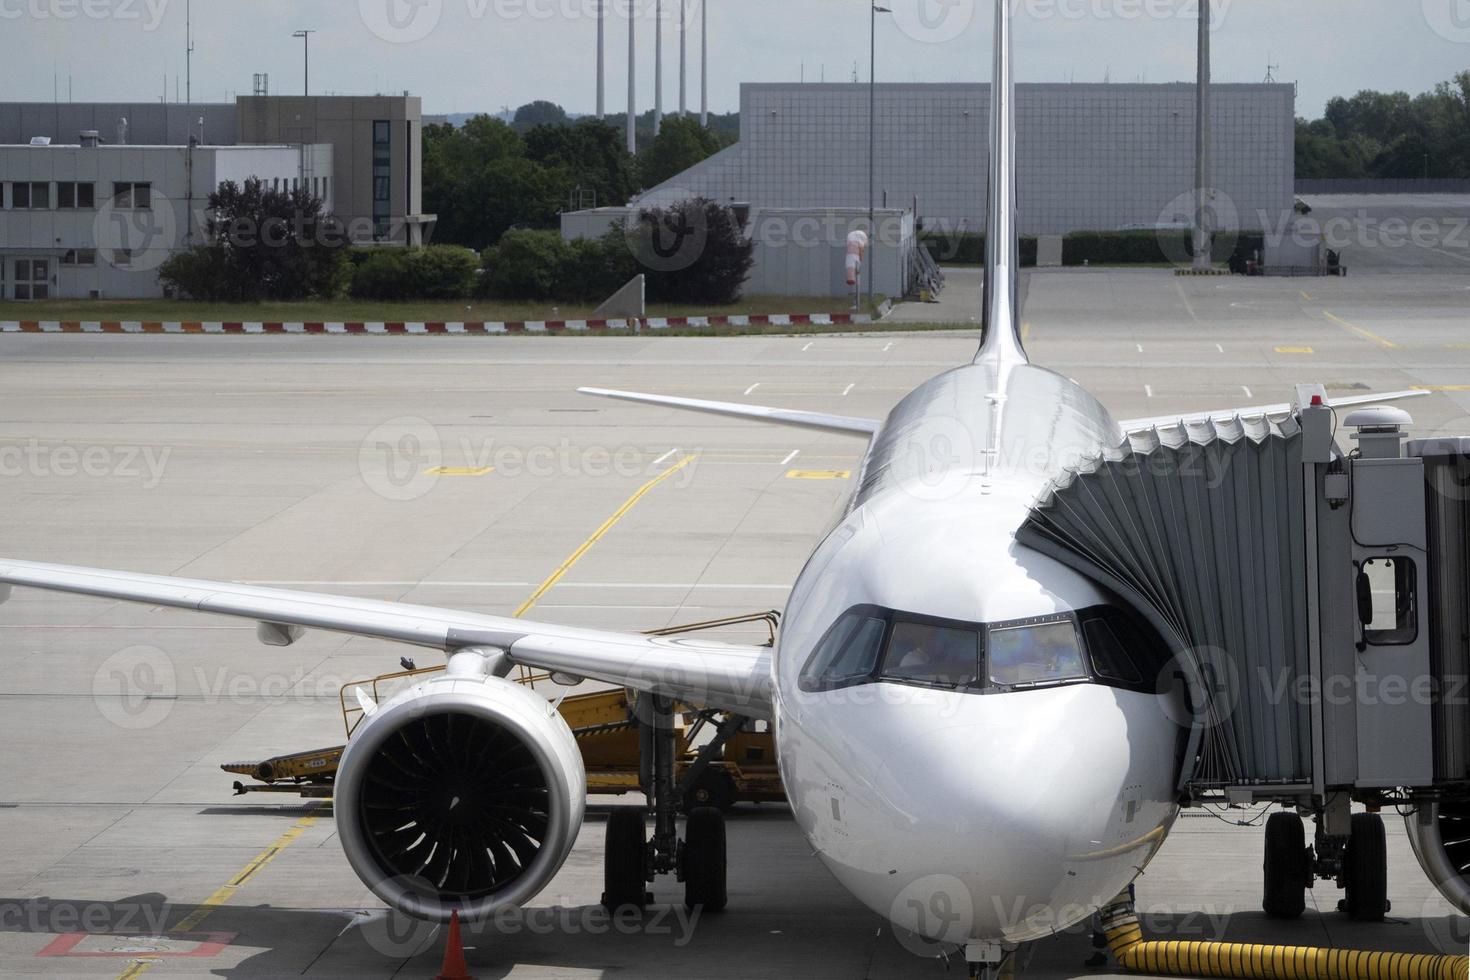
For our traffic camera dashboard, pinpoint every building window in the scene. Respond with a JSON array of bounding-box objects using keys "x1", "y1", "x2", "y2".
[
  {"x1": 112, "y1": 182, "x2": 151, "y2": 210},
  {"x1": 61, "y1": 248, "x2": 97, "y2": 267},
  {"x1": 57, "y1": 182, "x2": 95, "y2": 209},
  {"x1": 373, "y1": 119, "x2": 392, "y2": 240},
  {"x1": 11, "y1": 182, "x2": 50, "y2": 209},
  {"x1": 111, "y1": 248, "x2": 133, "y2": 269}
]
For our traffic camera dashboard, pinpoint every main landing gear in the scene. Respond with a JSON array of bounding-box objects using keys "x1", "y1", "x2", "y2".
[
  {"x1": 600, "y1": 694, "x2": 729, "y2": 913},
  {"x1": 1262, "y1": 808, "x2": 1389, "y2": 922}
]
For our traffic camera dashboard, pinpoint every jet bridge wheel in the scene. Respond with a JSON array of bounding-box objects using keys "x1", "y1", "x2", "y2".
[
  {"x1": 681, "y1": 806, "x2": 728, "y2": 912},
  {"x1": 1341, "y1": 813, "x2": 1389, "y2": 922},
  {"x1": 1262, "y1": 812, "x2": 1309, "y2": 919},
  {"x1": 602, "y1": 808, "x2": 651, "y2": 912}
]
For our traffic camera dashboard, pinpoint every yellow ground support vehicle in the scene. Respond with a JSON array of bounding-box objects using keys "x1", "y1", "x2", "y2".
[{"x1": 222, "y1": 612, "x2": 785, "y2": 812}]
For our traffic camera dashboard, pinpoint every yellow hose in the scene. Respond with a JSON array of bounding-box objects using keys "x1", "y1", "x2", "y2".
[{"x1": 1101, "y1": 897, "x2": 1469, "y2": 980}]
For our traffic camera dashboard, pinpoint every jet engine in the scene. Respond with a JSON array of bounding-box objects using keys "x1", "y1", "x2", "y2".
[
  {"x1": 334, "y1": 652, "x2": 586, "y2": 922},
  {"x1": 1406, "y1": 802, "x2": 1470, "y2": 914}
]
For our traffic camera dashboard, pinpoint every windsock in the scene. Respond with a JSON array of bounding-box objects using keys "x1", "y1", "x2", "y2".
[{"x1": 845, "y1": 230, "x2": 869, "y2": 286}]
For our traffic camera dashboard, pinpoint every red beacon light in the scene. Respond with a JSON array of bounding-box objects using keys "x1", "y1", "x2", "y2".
[{"x1": 1310, "y1": 395, "x2": 1325, "y2": 406}]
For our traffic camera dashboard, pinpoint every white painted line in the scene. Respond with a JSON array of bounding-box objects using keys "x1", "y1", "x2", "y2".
[
  {"x1": 883, "y1": 342, "x2": 894, "y2": 352},
  {"x1": 651, "y1": 448, "x2": 679, "y2": 467},
  {"x1": 1145, "y1": 385, "x2": 1154, "y2": 398},
  {"x1": 1242, "y1": 385, "x2": 1253, "y2": 398},
  {"x1": 780, "y1": 450, "x2": 800, "y2": 466},
  {"x1": 802, "y1": 342, "x2": 814, "y2": 352},
  {"x1": 744, "y1": 383, "x2": 761, "y2": 396},
  {"x1": 1215, "y1": 343, "x2": 1225, "y2": 353},
  {"x1": 842, "y1": 383, "x2": 855, "y2": 396},
  {"x1": 1136, "y1": 344, "x2": 1144, "y2": 353}
]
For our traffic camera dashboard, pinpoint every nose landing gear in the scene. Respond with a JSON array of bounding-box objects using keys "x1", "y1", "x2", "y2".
[{"x1": 600, "y1": 694, "x2": 730, "y2": 914}]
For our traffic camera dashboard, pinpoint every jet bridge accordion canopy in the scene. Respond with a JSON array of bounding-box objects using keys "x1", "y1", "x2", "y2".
[{"x1": 1017, "y1": 415, "x2": 1310, "y2": 791}]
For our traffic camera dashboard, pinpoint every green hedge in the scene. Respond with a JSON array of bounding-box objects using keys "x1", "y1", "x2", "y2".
[{"x1": 348, "y1": 245, "x2": 479, "y2": 300}]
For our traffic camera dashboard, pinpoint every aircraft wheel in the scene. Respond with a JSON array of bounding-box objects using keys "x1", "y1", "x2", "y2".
[
  {"x1": 1342, "y1": 812, "x2": 1389, "y2": 921},
  {"x1": 1262, "y1": 811, "x2": 1308, "y2": 919},
  {"x1": 682, "y1": 806, "x2": 728, "y2": 912},
  {"x1": 601, "y1": 808, "x2": 649, "y2": 912}
]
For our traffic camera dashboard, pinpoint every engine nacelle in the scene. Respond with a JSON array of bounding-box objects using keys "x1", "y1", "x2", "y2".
[
  {"x1": 334, "y1": 653, "x2": 586, "y2": 923},
  {"x1": 1405, "y1": 802, "x2": 1470, "y2": 915}
]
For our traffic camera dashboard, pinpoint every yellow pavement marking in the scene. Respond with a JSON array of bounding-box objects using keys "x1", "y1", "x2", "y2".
[
  {"x1": 513, "y1": 454, "x2": 696, "y2": 618},
  {"x1": 787, "y1": 470, "x2": 852, "y2": 480},
  {"x1": 1300, "y1": 290, "x2": 1313, "y2": 301},
  {"x1": 1414, "y1": 385, "x2": 1470, "y2": 392},
  {"x1": 1275, "y1": 346, "x2": 1315, "y2": 354},
  {"x1": 1323, "y1": 310, "x2": 1397, "y2": 350},
  {"x1": 425, "y1": 466, "x2": 494, "y2": 477},
  {"x1": 115, "y1": 805, "x2": 324, "y2": 978}
]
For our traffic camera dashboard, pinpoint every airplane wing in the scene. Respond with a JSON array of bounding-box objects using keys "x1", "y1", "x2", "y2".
[
  {"x1": 0, "y1": 559, "x2": 773, "y2": 718},
  {"x1": 579, "y1": 387, "x2": 881, "y2": 435},
  {"x1": 1117, "y1": 389, "x2": 1430, "y2": 433}
]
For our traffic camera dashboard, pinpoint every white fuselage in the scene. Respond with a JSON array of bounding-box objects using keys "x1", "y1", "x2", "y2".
[{"x1": 769, "y1": 356, "x2": 1183, "y2": 947}]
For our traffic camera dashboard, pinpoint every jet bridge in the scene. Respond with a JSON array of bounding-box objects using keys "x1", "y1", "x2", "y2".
[{"x1": 1017, "y1": 384, "x2": 1470, "y2": 918}]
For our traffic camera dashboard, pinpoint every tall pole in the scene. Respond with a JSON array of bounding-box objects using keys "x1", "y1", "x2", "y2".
[
  {"x1": 654, "y1": 0, "x2": 663, "y2": 136},
  {"x1": 679, "y1": 0, "x2": 687, "y2": 116},
  {"x1": 700, "y1": 0, "x2": 708, "y2": 126},
  {"x1": 185, "y1": 0, "x2": 193, "y2": 104},
  {"x1": 596, "y1": 0, "x2": 605, "y2": 119},
  {"x1": 627, "y1": 7, "x2": 636, "y2": 153},
  {"x1": 293, "y1": 30, "x2": 315, "y2": 97},
  {"x1": 1192, "y1": 0, "x2": 1211, "y2": 271}
]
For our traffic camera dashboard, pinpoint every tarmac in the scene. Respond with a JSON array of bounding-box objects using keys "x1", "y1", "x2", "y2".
[{"x1": 1, "y1": 268, "x2": 1468, "y2": 978}]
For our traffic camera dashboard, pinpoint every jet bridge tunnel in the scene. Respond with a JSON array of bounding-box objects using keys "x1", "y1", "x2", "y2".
[{"x1": 1016, "y1": 384, "x2": 1470, "y2": 917}]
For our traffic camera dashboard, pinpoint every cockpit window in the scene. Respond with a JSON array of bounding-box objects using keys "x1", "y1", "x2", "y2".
[
  {"x1": 987, "y1": 619, "x2": 1088, "y2": 688},
  {"x1": 798, "y1": 604, "x2": 1160, "y2": 696},
  {"x1": 882, "y1": 620, "x2": 981, "y2": 688},
  {"x1": 798, "y1": 608, "x2": 888, "y2": 692}
]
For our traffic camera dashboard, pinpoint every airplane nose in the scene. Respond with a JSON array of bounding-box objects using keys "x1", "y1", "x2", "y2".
[{"x1": 830, "y1": 685, "x2": 1171, "y2": 944}]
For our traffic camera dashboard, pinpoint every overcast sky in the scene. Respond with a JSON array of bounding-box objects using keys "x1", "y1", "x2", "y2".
[{"x1": 3, "y1": 0, "x2": 1467, "y2": 119}]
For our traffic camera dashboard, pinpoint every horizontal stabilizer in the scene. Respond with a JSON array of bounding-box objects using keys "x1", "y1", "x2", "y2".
[{"x1": 579, "y1": 387, "x2": 881, "y2": 435}]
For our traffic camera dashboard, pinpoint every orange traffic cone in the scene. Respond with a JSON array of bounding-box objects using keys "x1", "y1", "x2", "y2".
[{"x1": 434, "y1": 910, "x2": 474, "y2": 980}]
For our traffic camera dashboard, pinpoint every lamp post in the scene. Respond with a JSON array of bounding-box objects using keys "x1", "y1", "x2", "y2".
[
  {"x1": 292, "y1": 30, "x2": 315, "y2": 97},
  {"x1": 868, "y1": 4, "x2": 890, "y2": 309}
]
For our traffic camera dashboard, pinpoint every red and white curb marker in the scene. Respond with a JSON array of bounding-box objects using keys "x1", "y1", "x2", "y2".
[{"x1": 0, "y1": 313, "x2": 875, "y2": 335}]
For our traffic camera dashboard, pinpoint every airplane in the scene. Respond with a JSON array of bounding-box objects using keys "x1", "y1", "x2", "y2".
[{"x1": 0, "y1": 2, "x2": 1434, "y2": 977}]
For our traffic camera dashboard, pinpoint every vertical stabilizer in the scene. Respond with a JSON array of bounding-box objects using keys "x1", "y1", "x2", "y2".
[{"x1": 977, "y1": 0, "x2": 1027, "y2": 365}]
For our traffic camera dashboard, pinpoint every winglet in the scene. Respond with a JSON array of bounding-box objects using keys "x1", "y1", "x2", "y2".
[{"x1": 578, "y1": 387, "x2": 880, "y2": 435}]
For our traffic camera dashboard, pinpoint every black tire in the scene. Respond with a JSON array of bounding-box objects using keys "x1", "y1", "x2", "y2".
[
  {"x1": 1343, "y1": 812, "x2": 1389, "y2": 921},
  {"x1": 682, "y1": 768, "x2": 737, "y2": 813},
  {"x1": 682, "y1": 806, "x2": 728, "y2": 912},
  {"x1": 601, "y1": 809, "x2": 648, "y2": 912},
  {"x1": 1262, "y1": 812, "x2": 1308, "y2": 919}
]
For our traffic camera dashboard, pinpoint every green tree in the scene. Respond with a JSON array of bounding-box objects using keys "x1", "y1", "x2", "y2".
[
  {"x1": 512, "y1": 100, "x2": 570, "y2": 131},
  {"x1": 423, "y1": 115, "x2": 564, "y2": 249},
  {"x1": 524, "y1": 118, "x2": 638, "y2": 210},
  {"x1": 158, "y1": 178, "x2": 348, "y2": 301},
  {"x1": 638, "y1": 115, "x2": 724, "y2": 188}
]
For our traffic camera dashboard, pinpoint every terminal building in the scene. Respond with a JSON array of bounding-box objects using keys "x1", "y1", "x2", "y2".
[
  {"x1": 565, "y1": 82, "x2": 1297, "y2": 298},
  {"x1": 0, "y1": 96, "x2": 432, "y2": 300}
]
